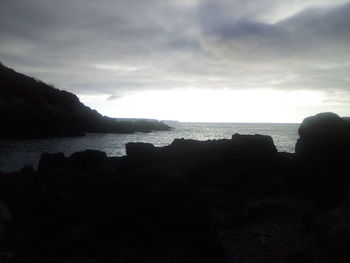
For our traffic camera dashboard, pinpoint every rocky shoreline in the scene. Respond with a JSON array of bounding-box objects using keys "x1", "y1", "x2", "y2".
[{"x1": 1, "y1": 112, "x2": 350, "y2": 263}]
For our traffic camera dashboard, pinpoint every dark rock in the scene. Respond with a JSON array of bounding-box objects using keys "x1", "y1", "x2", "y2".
[
  {"x1": 63, "y1": 257, "x2": 95, "y2": 263},
  {"x1": 70, "y1": 150, "x2": 107, "y2": 171},
  {"x1": 125, "y1": 142, "x2": 156, "y2": 163},
  {"x1": 295, "y1": 112, "x2": 350, "y2": 160},
  {"x1": 286, "y1": 250, "x2": 313, "y2": 263},
  {"x1": 0, "y1": 200, "x2": 12, "y2": 222},
  {"x1": 231, "y1": 134, "x2": 277, "y2": 155},
  {"x1": 7, "y1": 113, "x2": 350, "y2": 262},
  {"x1": 313, "y1": 195, "x2": 350, "y2": 261},
  {"x1": 20, "y1": 165, "x2": 36, "y2": 175},
  {"x1": 90, "y1": 163, "x2": 116, "y2": 178},
  {"x1": 158, "y1": 134, "x2": 278, "y2": 163},
  {"x1": 295, "y1": 112, "x2": 350, "y2": 208},
  {"x1": 45, "y1": 167, "x2": 90, "y2": 190},
  {"x1": 37, "y1": 152, "x2": 66, "y2": 175}
]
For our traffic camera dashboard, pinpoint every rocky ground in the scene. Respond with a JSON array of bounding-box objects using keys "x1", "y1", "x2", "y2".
[{"x1": 0, "y1": 112, "x2": 350, "y2": 263}]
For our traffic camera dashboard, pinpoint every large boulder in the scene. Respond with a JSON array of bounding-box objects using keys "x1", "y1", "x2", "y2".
[
  {"x1": 295, "y1": 112, "x2": 350, "y2": 208},
  {"x1": 295, "y1": 112, "x2": 350, "y2": 160}
]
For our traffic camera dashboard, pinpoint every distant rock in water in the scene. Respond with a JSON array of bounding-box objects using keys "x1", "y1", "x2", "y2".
[
  {"x1": 295, "y1": 112, "x2": 350, "y2": 160},
  {"x1": 0, "y1": 62, "x2": 170, "y2": 139}
]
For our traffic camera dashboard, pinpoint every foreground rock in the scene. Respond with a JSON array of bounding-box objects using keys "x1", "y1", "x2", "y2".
[
  {"x1": 296, "y1": 112, "x2": 350, "y2": 208},
  {"x1": 295, "y1": 112, "x2": 350, "y2": 261},
  {"x1": 295, "y1": 112, "x2": 350, "y2": 160},
  {"x1": 0, "y1": 134, "x2": 290, "y2": 262},
  {"x1": 1, "y1": 112, "x2": 350, "y2": 262},
  {"x1": 0, "y1": 62, "x2": 170, "y2": 139}
]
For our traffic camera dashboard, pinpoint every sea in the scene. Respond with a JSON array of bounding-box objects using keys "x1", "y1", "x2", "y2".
[{"x1": 0, "y1": 122, "x2": 299, "y2": 173}]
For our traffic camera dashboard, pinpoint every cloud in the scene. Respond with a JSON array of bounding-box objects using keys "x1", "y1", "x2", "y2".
[
  {"x1": 106, "y1": 94, "x2": 122, "y2": 101},
  {"x1": 196, "y1": 0, "x2": 350, "y2": 94},
  {"x1": 0, "y1": 0, "x2": 349, "y2": 104}
]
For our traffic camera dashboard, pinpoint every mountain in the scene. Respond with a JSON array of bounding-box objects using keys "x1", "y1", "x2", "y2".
[{"x1": 0, "y1": 62, "x2": 170, "y2": 139}]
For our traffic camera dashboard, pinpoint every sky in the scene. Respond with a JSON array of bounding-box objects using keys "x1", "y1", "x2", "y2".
[{"x1": 1, "y1": 0, "x2": 350, "y2": 123}]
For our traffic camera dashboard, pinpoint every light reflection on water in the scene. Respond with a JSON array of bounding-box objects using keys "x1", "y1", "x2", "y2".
[{"x1": 0, "y1": 122, "x2": 299, "y2": 172}]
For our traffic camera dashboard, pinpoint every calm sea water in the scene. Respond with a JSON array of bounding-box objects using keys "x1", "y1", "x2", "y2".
[{"x1": 0, "y1": 122, "x2": 299, "y2": 172}]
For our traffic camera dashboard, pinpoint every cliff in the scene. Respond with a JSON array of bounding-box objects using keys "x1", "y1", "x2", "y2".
[{"x1": 0, "y1": 63, "x2": 170, "y2": 139}]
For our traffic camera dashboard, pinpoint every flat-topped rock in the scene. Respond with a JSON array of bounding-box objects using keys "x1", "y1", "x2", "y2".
[{"x1": 125, "y1": 134, "x2": 278, "y2": 165}]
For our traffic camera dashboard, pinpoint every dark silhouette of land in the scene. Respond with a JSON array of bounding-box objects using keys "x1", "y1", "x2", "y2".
[
  {"x1": 1, "y1": 112, "x2": 350, "y2": 262},
  {"x1": 0, "y1": 62, "x2": 170, "y2": 139}
]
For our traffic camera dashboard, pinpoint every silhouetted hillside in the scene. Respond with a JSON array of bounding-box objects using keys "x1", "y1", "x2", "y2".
[{"x1": 0, "y1": 63, "x2": 170, "y2": 139}]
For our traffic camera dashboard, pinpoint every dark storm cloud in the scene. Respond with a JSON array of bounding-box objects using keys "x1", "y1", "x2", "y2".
[
  {"x1": 0, "y1": 0, "x2": 349, "y2": 102},
  {"x1": 196, "y1": 0, "x2": 350, "y2": 95},
  {"x1": 0, "y1": 0, "x2": 206, "y2": 94},
  {"x1": 198, "y1": 0, "x2": 350, "y2": 58}
]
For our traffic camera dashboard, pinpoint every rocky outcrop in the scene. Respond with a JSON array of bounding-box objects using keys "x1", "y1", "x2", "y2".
[
  {"x1": 2, "y1": 112, "x2": 350, "y2": 262},
  {"x1": 126, "y1": 134, "x2": 278, "y2": 166},
  {"x1": 0, "y1": 134, "x2": 296, "y2": 262},
  {"x1": 294, "y1": 113, "x2": 350, "y2": 261},
  {"x1": 1, "y1": 149, "x2": 225, "y2": 263},
  {"x1": 295, "y1": 112, "x2": 350, "y2": 160},
  {"x1": 0, "y1": 62, "x2": 170, "y2": 139},
  {"x1": 295, "y1": 113, "x2": 350, "y2": 207}
]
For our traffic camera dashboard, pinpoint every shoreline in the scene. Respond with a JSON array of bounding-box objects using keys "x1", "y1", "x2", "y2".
[
  {"x1": 1, "y1": 112, "x2": 350, "y2": 262},
  {"x1": 0, "y1": 123, "x2": 299, "y2": 173}
]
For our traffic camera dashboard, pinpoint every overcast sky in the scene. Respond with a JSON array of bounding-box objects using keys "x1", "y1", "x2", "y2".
[{"x1": 1, "y1": 0, "x2": 350, "y2": 122}]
